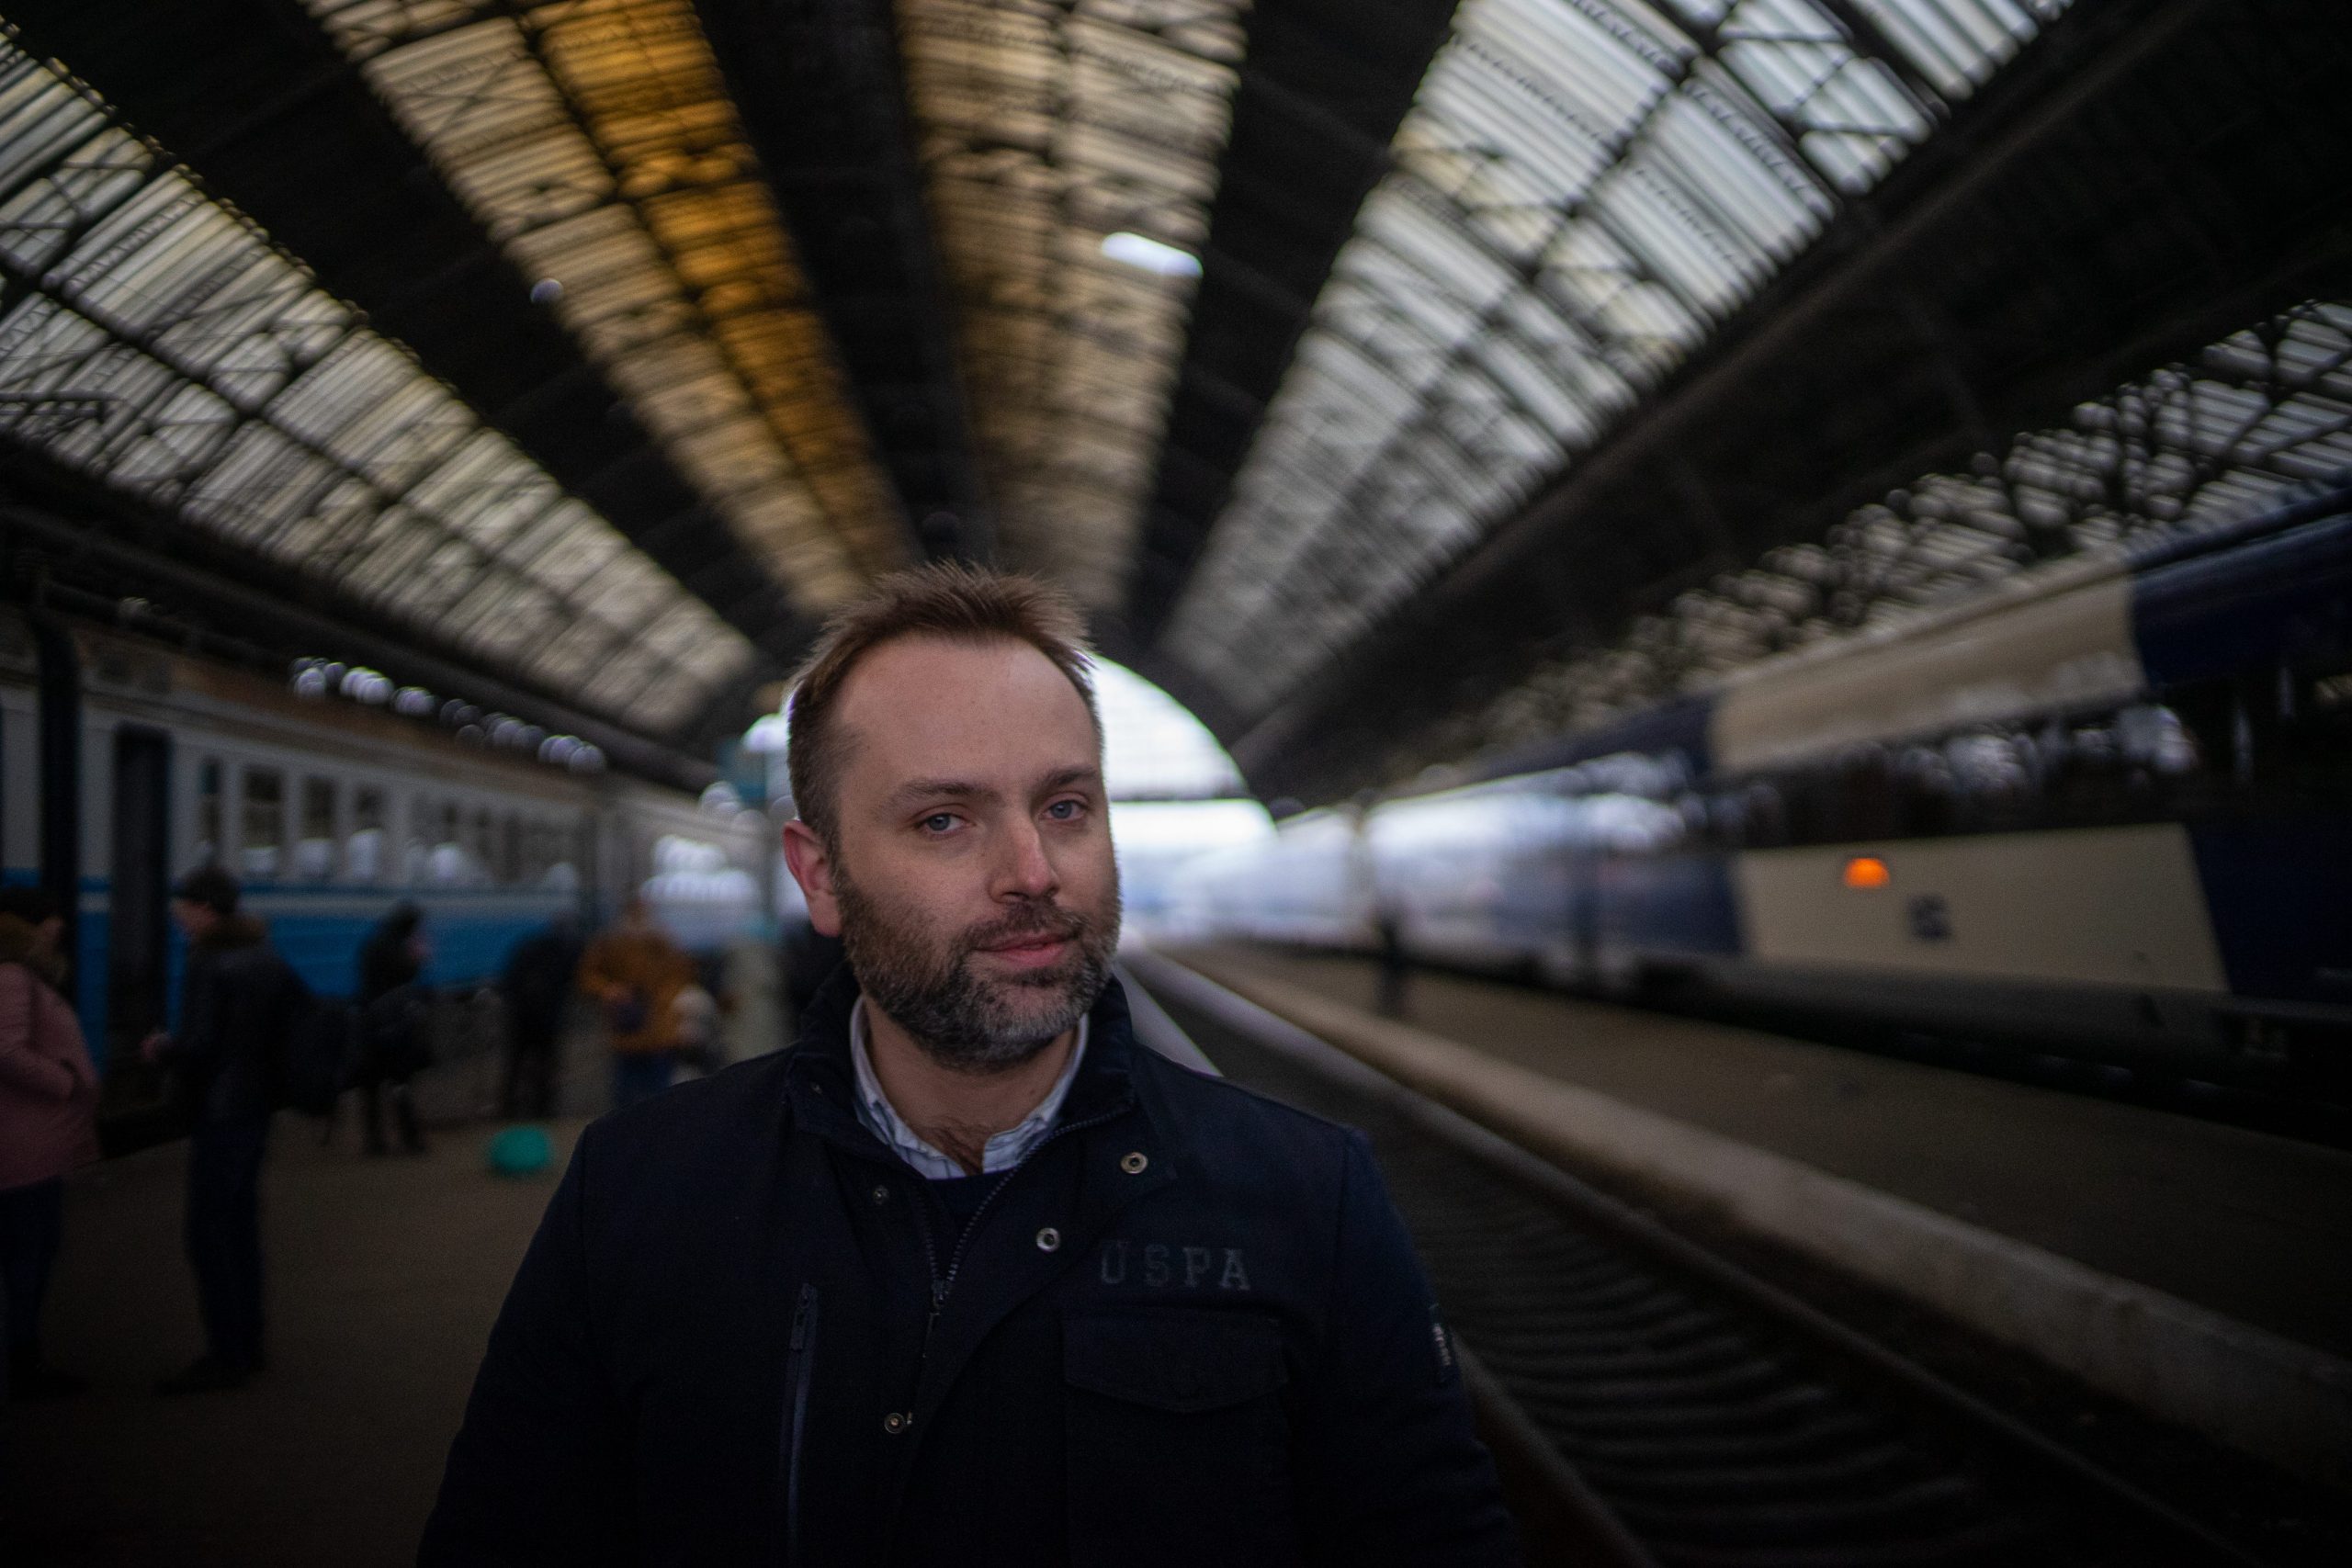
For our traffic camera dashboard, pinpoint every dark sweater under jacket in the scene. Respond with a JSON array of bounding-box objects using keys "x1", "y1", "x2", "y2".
[{"x1": 419, "y1": 970, "x2": 1520, "y2": 1567}]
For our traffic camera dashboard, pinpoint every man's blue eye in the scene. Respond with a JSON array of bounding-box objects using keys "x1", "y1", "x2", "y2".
[
  {"x1": 922, "y1": 814, "x2": 956, "y2": 832},
  {"x1": 1046, "y1": 800, "x2": 1079, "y2": 820}
]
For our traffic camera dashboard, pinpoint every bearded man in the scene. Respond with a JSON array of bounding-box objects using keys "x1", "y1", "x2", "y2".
[{"x1": 421, "y1": 565, "x2": 1518, "y2": 1567}]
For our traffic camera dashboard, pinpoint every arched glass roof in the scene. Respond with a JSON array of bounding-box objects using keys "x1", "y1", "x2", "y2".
[
  {"x1": 12, "y1": 0, "x2": 2292, "y2": 796},
  {"x1": 1166, "y1": 0, "x2": 2072, "y2": 720},
  {"x1": 0, "y1": 30, "x2": 753, "y2": 733}
]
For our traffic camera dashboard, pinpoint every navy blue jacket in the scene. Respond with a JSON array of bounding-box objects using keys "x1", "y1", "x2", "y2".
[{"x1": 420, "y1": 973, "x2": 1518, "y2": 1566}]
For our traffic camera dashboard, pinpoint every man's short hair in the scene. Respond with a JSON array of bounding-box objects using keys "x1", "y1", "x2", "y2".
[
  {"x1": 786, "y1": 563, "x2": 1099, "y2": 841},
  {"x1": 174, "y1": 864, "x2": 242, "y2": 916}
]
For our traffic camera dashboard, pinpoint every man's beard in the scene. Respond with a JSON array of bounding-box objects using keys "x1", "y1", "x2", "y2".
[{"x1": 833, "y1": 861, "x2": 1120, "y2": 1073}]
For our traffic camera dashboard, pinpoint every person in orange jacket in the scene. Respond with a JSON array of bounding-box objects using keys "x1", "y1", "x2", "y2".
[{"x1": 577, "y1": 897, "x2": 696, "y2": 1111}]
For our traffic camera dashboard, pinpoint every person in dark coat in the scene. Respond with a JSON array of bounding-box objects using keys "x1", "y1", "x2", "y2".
[
  {"x1": 142, "y1": 866, "x2": 306, "y2": 1394},
  {"x1": 356, "y1": 903, "x2": 430, "y2": 1156},
  {"x1": 422, "y1": 566, "x2": 1518, "y2": 1565},
  {"x1": 499, "y1": 914, "x2": 581, "y2": 1121}
]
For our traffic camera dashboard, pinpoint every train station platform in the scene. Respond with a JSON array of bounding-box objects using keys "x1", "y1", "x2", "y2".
[
  {"x1": 1148, "y1": 943, "x2": 2352, "y2": 1490},
  {"x1": 3, "y1": 1083, "x2": 584, "y2": 1568}
]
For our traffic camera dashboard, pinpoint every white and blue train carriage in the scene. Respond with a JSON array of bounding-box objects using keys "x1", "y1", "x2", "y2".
[
  {"x1": 0, "y1": 607, "x2": 770, "y2": 1118},
  {"x1": 1185, "y1": 482, "x2": 2352, "y2": 1089}
]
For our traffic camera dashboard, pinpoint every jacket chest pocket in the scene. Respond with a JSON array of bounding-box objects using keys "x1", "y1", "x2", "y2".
[{"x1": 1063, "y1": 1307, "x2": 1296, "y2": 1568}]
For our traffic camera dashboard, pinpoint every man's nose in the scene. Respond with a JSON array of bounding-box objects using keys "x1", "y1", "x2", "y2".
[{"x1": 995, "y1": 818, "x2": 1059, "y2": 900}]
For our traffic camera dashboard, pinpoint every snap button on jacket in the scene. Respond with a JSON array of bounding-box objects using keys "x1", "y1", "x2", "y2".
[{"x1": 420, "y1": 972, "x2": 1520, "y2": 1567}]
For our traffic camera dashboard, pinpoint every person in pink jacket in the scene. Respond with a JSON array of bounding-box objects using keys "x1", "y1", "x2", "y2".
[{"x1": 0, "y1": 887, "x2": 100, "y2": 1399}]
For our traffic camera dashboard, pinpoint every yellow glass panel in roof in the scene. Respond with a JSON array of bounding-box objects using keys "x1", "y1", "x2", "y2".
[{"x1": 299, "y1": 0, "x2": 908, "y2": 612}]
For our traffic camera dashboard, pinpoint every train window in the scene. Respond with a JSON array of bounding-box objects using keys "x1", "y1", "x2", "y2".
[
  {"x1": 405, "y1": 795, "x2": 435, "y2": 885},
  {"x1": 193, "y1": 757, "x2": 223, "y2": 868},
  {"x1": 348, "y1": 787, "x2": 387, "y2": 885},
  {"x1": 421, "y1": 800, "x2": 470, "y2": 886},
  {"x1": 502, "y1": 814, "x2": 525, "y2": 886},
  {"x1": 473, "y1": 808, "x2": 498, "y2": 884},
  {"x1": 297, "y1": 776, "x2": 337, "y2": 881},
  {"x1": 242, "y1": 768, "x2": 283, "y2": 881},
  {"x1": 543, "y1": 821, "x2": 583, "y2": 892}
]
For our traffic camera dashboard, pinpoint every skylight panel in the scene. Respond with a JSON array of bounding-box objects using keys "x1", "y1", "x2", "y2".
[
  {"x1": 0, "y1": 32, "x2": 752, "y2": 736},
  {"x1": 296, "y1": 0, "x2": 905, "y2": 614},
  {"x1": 1168, "y1": 0, "x2": 2067, "y2": 722},
  {"x1": 898, "y1": 0, "x2": 1247, "y2": 611}
]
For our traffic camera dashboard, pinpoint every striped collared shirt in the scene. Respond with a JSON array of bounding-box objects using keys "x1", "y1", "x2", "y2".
[{"x1": 847, "y1": 998, "x2": 1090, "y2": 1179}]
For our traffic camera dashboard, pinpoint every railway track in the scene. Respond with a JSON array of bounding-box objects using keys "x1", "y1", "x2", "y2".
[{"x1": 1127, "y1": 954, "x2": 2263, "y2": 1568}]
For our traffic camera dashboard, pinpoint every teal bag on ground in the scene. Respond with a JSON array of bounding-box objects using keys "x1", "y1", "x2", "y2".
[{"x1": 488, "y1": 1124, "x2": 554, "y2": 1178}]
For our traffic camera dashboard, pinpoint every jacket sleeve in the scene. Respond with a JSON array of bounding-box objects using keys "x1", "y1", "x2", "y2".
[
  {"x1": 0, "y1": 965, "x2": 74, "y2": 1100},
  {"x1": 418, "y1": 1132, "x2": 633, "y2": 1567},
  {"x1": 1295, "y1": 1132, "x2": 1521, "y2": 1567}
]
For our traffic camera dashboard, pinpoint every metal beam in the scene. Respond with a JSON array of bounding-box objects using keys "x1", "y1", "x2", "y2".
[
  {"x1": 694, "y1": 0, "x2": 989, "y2": 563},
  {"x1": 1120, "y1": 0, "x2": 1466, "y2": 643}
]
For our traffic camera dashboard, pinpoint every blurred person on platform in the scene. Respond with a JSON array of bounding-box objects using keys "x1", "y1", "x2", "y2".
[
  {"x1": 142, "y1": 866, "x2": 306, "y2": 1394},
  {"x1": 1374, "y1": 896, "x2": 1412, "y2": 1019},
  {"x1": 577, "y1": 897, "x2": 695, "y2": 1110},
  {"x1": 499, "y1": 914, "x2": 582, "y2": 1122},
  {"x1": 424, "y1": 565, "x2": 1514, "y2": 1565},
  {"x1": 0, "y1": 886, "x2": 98, "y2": 1400},
  {"x1": 356, "y1": 902, "x2": 432, "y2": 1156}
]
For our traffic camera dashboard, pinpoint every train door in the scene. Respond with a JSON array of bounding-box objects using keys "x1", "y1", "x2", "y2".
[{"x1": 107, "y1": 726, "x2": 173, "y2": 1082}]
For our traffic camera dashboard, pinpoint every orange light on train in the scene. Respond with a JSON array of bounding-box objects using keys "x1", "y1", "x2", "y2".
[{"x1": 1842, "y1": 856, "x2": 1891, "y2": 890}]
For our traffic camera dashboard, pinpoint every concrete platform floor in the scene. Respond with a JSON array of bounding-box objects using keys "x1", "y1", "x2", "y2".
[
  {"x1": 2, "y1": 1101, "x2": 583, "y2": 1568},
  {"x1": 1171, "y1": 944, "x2": 2352, "y2": 1362}
]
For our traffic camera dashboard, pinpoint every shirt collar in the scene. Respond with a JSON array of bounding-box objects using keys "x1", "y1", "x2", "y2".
[{"x1": 847, "y1": 998, "x2": 1090, "y2": 1180}]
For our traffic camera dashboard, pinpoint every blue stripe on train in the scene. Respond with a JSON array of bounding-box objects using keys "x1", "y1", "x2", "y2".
[{"x1": 61, "y1": 877, "x2": 571, "y2": 1074}]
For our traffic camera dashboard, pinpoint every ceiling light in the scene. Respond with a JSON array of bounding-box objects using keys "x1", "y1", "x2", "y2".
[{"x1": 1101, "y1": 231, "x2": 1202, "y2": 278}]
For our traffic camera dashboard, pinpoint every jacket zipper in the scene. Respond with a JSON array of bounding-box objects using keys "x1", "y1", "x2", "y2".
[
  {"x1": 909, "y1": 1104, "x2": 1131, "y2": 1379},
  {"x1": 782, "y1": 1281, "x2": 819, "y2": 1563}
]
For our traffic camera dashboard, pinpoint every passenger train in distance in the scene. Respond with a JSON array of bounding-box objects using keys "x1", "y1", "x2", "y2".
[
  {"x1": 0, "y1": 605, "x2": 770, "y2": 1126},
  {"x1": 1178, "y1": 481, "x2": 2352, "y2": 1093}
]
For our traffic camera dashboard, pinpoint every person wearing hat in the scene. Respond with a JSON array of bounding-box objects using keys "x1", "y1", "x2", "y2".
[{"x1": 141, "y1": 865, "x2": 307, "y2": 1394}]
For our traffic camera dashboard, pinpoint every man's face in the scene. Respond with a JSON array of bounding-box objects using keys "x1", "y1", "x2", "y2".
[
  {"x1": 785, "y1": 636, "x2": 1121, "y2": 1072},
  {"x1": 170, "y1": 899, "x2": 216, "y2": 940}
]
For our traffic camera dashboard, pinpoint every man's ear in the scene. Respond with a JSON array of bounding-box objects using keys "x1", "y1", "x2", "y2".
[{"x1": 781, "y1": 819, "x2": 842, "y2": 938}]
